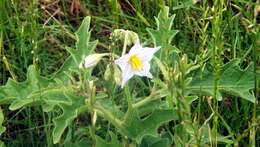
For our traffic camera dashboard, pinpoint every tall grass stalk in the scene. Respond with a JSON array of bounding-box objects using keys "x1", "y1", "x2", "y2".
[
  {"x1": 251, "y1": 5, "x2": 258, "y2": 145},
  {"x1": 198, "y1": 0, "x2": 208, "y2": 125},
  {"x1": 0, "y1": 0, "x2": 258, "y2": 146},
  {"x1": 211, "y1": 0, "x2": 224, "y2": 146}
]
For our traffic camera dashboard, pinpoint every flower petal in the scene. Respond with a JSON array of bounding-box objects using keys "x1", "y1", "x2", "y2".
[
  {"x1": 138, "y1": 46, "x2": 161, "y2": 62},
  {"x1": 115, "y1": 54, "x2": 130, "y2": 71},
  {"x1": 121, "y1": 64, "x2": 135, "y2": 87},
  {"x1": 135, "y1": 62, "x2": 153, "y2": 78},
  {"x1": 129, "y1": 41, "x2": 142, "y2": 55}
]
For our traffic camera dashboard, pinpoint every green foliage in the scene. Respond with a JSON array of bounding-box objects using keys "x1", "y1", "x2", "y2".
[
  {"x1": 0, "y1": 66, "x2": 50, "y2": 109},
  {"x1": 95, "y1": 94, "x2": 179, "y2": 144},
  {"x1": 139, "y1": 136, "x2": 170, "y2": 147},
  {"x1": 0, "y1": 109, "x2": 5, "y2": 147},
  {"x1": 146, "y1": 6, "x2": 179, "y2": 60},
  {"x1": 120, "y1": 107, "x2": 178, "y2": 143},
  {"x1": 0, "y1": 17, "x2": 96, "y2": 144},
  {"x1": 96, "y1": 132, "x2": 122, "y2": 147},
  {"x1": 52, "y1": 92, "x2": 85, "y2": 144},
  {"x1": 173, "y1": 124, "x2": 233, "y2": 146},
  {"x1": 188, "y1": 59, "x2": 256, "y2": 103},
  {"x1": 63, "y1": 127, "x2": 92, "y2": 147},
  {"x1": 0, "y1": 109, "x2": 4, "y2": 135},
  {"x1": 147, "y1": 6, "x2": 178, "y2": 47},
  {"x1": 0, "y1": 2, "x2": 258, "y2": 146},
  {"x1": 54, "y1": 17, "x2": 98, "y2": 81}
]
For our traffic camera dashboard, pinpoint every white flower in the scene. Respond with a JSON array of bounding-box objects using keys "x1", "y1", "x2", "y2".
[
  {"x1": 79, "y1": 53, "x2": 107, "y2": 69},
  {"x1": 115, "y1": 41, "x2": 160, "y2": 87}
]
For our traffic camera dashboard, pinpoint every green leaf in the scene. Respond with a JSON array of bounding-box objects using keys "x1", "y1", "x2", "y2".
[
  {"x1": 172, "y1": 0, "x2": 194, "y2": 11},
  {"x1": 96, "y1": 98, "x2": 124, "y2": 119},
  {"x1": 53, "y1": 92, "x2": 85, "y2": 144},
  {"x1": 0, "y1": 108, "x2": 5, "y2": 136},
  {"x1": 188, "y1": 59, "x2": 255, "y2": 103},
  {"x1": 0, "y1": 141, "x2": 5, "y2": 147},
  {"x1": 154, "y1": 57, "x2": 170, "y2": 81},
  {"x1": 53, "y1": 16, "x2": 98, "y2": 82},
  {"x1": 0, "y1": 66, "x2": 74, "y2": 111},
  {"x1": 146, "y1": 6, "x2": 179, "y2": 60},
  {"x1": 0, "y1": 66, "x2": 50, "y2": 109},
  {"x1": 63, "y1": 127, "x2": 93, "y2": 147},
  {"x1": 139, "y1": 136, "x2": 169, "y2": 147},
  {"x1": 0, "y1": 65, "x2": 85, "y2": 144},
  {"x1": 121, "y1": 107, "x2": 178, "y2": 143},
  {"x1": 95, "y1": 95, "x2": 178, "y2": 144},
  {"x1": 96, "y1": 132, "x2": 122, "y2": 147},
  {"x1": 0, "y1": 108, "x2": 5, "y2": 147},
  {"x1": 0, "y1": 16, "x2": 97, "y2": 144},
  {"x1": 147, "y1": 6, "x2": 177, "y2": 46},
  {"x1": 198, "y1": 124, "x2": 233, "y2": 145},
  {"x1": 173, "y1": 124, "x2": 233, "y2": 146}
]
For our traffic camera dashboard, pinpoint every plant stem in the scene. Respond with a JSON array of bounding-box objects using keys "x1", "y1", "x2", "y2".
[
  {"x1": 250, "y1": 9, "x2": 258, "y2": 146},
  {"x1": 132, "y1": 89, "x2": 168, "y2": 108},
  {"x1": 211, "y1": 0, "x2": 224, "y2": 146},
  {"x1": 94, "y1": 103, "x2": 124, "y2": 134},
  {"x1": 122, "y1": 31, "x2": 129, "y2": 56}
]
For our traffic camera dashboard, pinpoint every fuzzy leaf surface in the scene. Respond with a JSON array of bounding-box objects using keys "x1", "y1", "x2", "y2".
[
  {"x1": 0, "y1": 16, "x2": 97, "y2": 144},
  {"x1": 121, "y1": 107, "x2": 178, "y2": 143},
  {"x1": 147, "y1": 6, "x2": 179, "y2": 60},
  {"x1": 53, "y1": 16, "x2": 98, "y2": 82},
  {"x1": 188, "y1": 59, "x2": 255, "y2": 103},
  {"x1": 96, "y1": 132, "x2": 122, "y2": 147},
  {"x1": 139, "y1": 136, "x2": 169, "y2": 147}
]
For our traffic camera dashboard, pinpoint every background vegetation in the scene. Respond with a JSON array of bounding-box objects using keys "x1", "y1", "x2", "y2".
[{"x1": 0, "y1": 0, "x2": 259, "y2": 146}]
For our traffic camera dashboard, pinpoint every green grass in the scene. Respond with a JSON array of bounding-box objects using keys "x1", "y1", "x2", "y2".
[{"x1": 0, "y1": 0, "x2": 259, "y2": 146}]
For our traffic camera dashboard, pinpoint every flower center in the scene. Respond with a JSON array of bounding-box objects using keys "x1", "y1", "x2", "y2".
[{"x1": 129, "y1": 54, "x2": 142, "y2": 70}]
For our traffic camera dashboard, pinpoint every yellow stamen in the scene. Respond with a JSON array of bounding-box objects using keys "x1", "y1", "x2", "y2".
[{"x1": 129, "y1": 54, "x2": 142, "y2": 70}]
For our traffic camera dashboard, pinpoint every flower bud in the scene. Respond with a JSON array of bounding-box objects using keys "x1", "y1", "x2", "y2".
[
  {"x1": 104, "y1": 64, "x2": 121, "y2": 86},
  {"x1": 79, "y1": 53, "x2": 107, "y2": 69},
  {"x1": 104, "y1": 64, "x2": 112, "y2": 81},
  {"x1": 113, "y1": 64, "x2": 121, "y2": 85}
]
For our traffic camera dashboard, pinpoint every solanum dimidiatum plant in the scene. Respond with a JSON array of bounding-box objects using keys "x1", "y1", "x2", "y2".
[{"x1": 0, "y1": 6, "x2": 256, "y2": 146}]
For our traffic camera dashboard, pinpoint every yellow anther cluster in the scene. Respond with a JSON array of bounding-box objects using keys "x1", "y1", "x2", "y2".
[{"x1": 129, "y1": 54, "x2": 142, "y2": 70}]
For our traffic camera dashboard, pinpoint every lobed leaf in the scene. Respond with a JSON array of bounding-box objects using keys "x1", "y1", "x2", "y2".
[
  {"x1": 0, "y1": 16, "x2": 97, "y2": 144},
  {"x1": 96, "y1": 132, "x2": 122, "y2": 147},
  {"x1": 139, "y1": 136, "x2": 170, "y2": 147},
  {"x1": 53, "y1": 16, "x2": 98, "y2": 82},
  {"x1": 52, "y1": 92, "x2": 85, "y2": 144},
  {"x1": 188, "y1": 59, "x2": 255, "y2": 103},
  {"x1": 146, "y1": 6, "x2": 179, "y2": 60},
  {"x1": 121, "y1": 107, "x2": 178, "y2": 143},
  {"x1": 0, "y1": 66, "x2": 51, "y2": 109}
]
